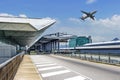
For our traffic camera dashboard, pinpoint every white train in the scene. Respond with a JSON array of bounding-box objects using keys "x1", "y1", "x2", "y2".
[
  {"x1": 59, "y1": 40, "x2": 120, "y2": 55},
  {"x1": 76, "y1": 40, "x2": 120, "y2": 54}
]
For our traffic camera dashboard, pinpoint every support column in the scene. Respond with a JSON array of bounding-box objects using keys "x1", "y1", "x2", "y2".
[{"x1": 57, "y1": 40, "x2": 60, "y2": 53}]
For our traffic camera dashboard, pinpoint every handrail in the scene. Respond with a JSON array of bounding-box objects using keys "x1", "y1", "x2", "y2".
[
  {"x1": 55, "y1": 53, "x2": 120, "y2": 65},
  {"x1": 0, "y1": 51, "x2": 24, "y2": 69}
]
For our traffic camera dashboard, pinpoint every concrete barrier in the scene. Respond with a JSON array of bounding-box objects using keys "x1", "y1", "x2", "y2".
[{"x1": 0, "y1": 52, "x2": 24, "y2": 80}]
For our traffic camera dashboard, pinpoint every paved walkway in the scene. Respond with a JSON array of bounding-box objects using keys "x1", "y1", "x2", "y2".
[{"x1": 14, "y1": 55, "x2": 42, "y2": 80}]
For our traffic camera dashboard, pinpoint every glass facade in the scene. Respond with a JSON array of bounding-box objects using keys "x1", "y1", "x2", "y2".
[{"x1": 69, "y1": 36, "x2": 92, "y2": 47}]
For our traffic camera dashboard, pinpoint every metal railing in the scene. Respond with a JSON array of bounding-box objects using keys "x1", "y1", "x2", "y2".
[
  {"x1": 55, "y1": 52, "x2": 120, "y2": 66},
  {"x1": 0, "y1": 51, "x2": 24, "y2": 80}
]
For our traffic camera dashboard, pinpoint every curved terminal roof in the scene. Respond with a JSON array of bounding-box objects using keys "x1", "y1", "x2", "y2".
[
  {"x1": 0, "y1": 17, "x2": 56, "y2": 48},
  {"x1": 84, "y1": 40, "x2": 120, "y2": 46}
]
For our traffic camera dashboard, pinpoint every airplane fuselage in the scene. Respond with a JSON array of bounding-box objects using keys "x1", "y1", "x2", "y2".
[{"x1": 80, "y1": 11, "x2": 97, "y2": 20}]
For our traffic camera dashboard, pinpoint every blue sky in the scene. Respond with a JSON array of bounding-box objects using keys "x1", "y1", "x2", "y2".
[{"x1": 0, "y1": 0, "x2": 120, "y2": 42}]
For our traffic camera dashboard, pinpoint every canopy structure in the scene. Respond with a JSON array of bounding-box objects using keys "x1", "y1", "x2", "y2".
[
  {"x1": 0, "y1": 16, "x2": 56, "y2": 49},
  {"x1": 39, "y1": 32, "x2": 77, "y2": 44}
]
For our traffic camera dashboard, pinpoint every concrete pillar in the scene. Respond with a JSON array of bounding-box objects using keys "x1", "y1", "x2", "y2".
[
  {"x1": 50, "y1": 42, "x2": 52, "y2": 52},
  {"x1": 57, "y1": 40, "x2": 60, "y2": 52},
  {"x1": 55, "y1": 41, "x2": 57, "y2": 50},
  {"x1": 51, "y1": 41, "x2": 54, "y2": 51}
]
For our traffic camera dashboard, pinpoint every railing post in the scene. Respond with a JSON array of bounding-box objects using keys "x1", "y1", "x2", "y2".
[
  {"x1": 108, "y1": 53, "x2": 111, "y2": 64},
  {"x1": 98, "y1": 53, "x2": 101, "y2": 62},
  {"x1": 84, "y1": 53, "x2": 86, "y2": 60}
]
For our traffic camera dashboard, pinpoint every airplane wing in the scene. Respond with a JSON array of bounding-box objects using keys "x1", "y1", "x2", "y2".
[
  {"x1": 91, "y1": 11, "x2": 97, "y2": 15},
  {"x1": 90, "y1": 16, "x2": 95, "y2": 20},
  {"x1": 81, "y1": 11, "x2": 89, "y2": 15}
]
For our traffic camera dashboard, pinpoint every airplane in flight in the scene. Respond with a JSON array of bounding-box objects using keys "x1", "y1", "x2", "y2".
[{"x1": 80, "y1": 10, "x2": 97, "y2": 20}]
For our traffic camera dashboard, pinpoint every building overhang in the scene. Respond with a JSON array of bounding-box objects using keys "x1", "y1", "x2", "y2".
[
  {"x1": 38, "y1": 32, "x2": 77, "y2": 44},
  {"x1": 0, "y1": 17, "x2": 56, "y2": 48}
]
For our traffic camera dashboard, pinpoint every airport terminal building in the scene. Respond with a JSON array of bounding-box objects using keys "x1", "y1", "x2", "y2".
[{"x1": 0, "y1": 16, "x2": 56, "y2": 63}]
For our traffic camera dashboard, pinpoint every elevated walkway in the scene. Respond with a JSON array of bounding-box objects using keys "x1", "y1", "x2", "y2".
[{"x1": 14, "y1": 55, "x2": 42, "y2": 80}]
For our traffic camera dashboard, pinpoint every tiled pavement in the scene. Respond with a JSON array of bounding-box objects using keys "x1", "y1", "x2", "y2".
[{"x1": 14, "y1": 55, "x2": 42, "y2": 80}]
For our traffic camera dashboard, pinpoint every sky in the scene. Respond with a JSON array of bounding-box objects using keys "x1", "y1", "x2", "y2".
[{"x1": 0, "y1": 0, "x2": 120, "y2": 42}]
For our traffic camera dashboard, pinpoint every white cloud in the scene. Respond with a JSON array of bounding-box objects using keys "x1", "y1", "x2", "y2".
[
  {"x1": 46, "y1": 14, "x2": 120, "y2": 42},
  {"x1": 94, "y1": 15, "x2": 120, "y2": 28},
  {"x1": 0, "y1": 13, "x2": 27, "y2": 18},
  {"x1": 69, "y1": 15, "x2": 120, "y2": 30},
  {"x1": 68, "y1": 17, "x2": 94, "y2": 24},
  {"x1": 86, "y1": 0, "x2": 96, "y2": 4},
  {"x1": 69, "y1": 18, "x2": 81, "y2": 23},
  {"x1": 0, "y1": 13, "x2": 16, "y2": 17},
  {"x1": 19, "y1": 14, "x2": 27, "y2": 18},
  {"x1": 54, "y1": 18, "x2": 61, "y2": 24}
]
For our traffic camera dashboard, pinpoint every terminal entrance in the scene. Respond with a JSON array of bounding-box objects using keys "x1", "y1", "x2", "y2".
[
  {"x1": 30, "y1": 32, "x2": 91, "y2": 54},
  {"x1": 30, "y1": 32, "x2": 75, "y2": 53}
]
